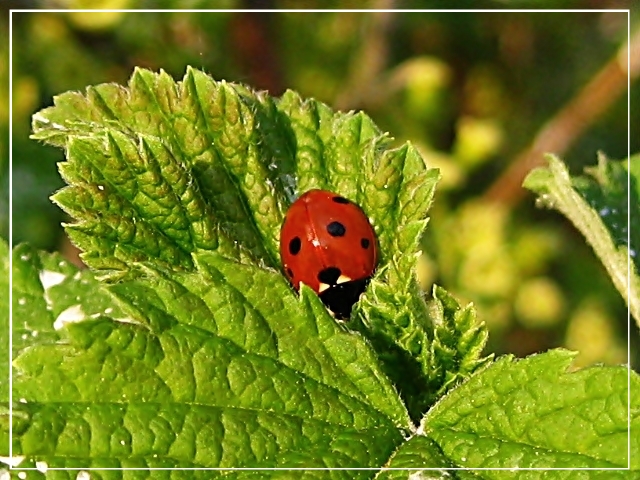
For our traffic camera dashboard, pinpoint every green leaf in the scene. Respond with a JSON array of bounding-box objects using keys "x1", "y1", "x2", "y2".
[
  {"x1": 31, "y1": 68, "x2": 481, "y2": 423},
  {"x1": 578, "y1": 153, "x2": 639, "y2": 257},
  {"x1": 423, "y1": 349, "x2": 638, "y2": 474},
  {"x1": 378, "y1": 436, "x2": 474, "y2": 480},
  {"x1": 358, "y1": 281, "x2": 491, "y2": 423},
  {"x1": 33, "y1": 68, "x2": 444, "y2": 284},
  {"x1": 425, "y1": 286, "x2": 493, "y2": 398},
  {"x1": 524, "y1": 153, "x2": 640, "y2": 324},
  {"x1": 11, "y1": 246, "x2": 410, "y2": 472},
  {"x1": 9, "y1": 239, "x2": 638, "y2": 476},
  {"x1": 11, "y1": 243, "x2": 128, "y2": 355},
  {"x1": 33, "y1": 68, "x2": 292, "y2": 276},
  {"x1": 7, "y1": 242, "x2": 129, "y2": 462}
]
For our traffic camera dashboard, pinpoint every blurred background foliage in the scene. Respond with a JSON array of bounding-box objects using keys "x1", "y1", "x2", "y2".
[{"x1": 3, "y1": 1, "x2": 638, "y2": 369}]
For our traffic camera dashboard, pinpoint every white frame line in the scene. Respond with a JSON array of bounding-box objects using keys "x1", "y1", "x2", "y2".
[
  {"x1": 8, "y1": 7, "x2": 14, "y2": 464},
  {"x1": 6, "y1": 7, "x2": 633, "y2": 473}
]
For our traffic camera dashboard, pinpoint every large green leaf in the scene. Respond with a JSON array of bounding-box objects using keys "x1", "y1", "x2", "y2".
[
  {"x1": 10, "y1": 246, "x2": 408, "y2": 475},
  {"x1": 6, "y1": 244, "x2": 639, "y2": 478},
  {"x1": 30, "y1": 68, "x2": 488, "y2": 422},
  {"x1": 423, "y1": 350, "x2": 637, "y2": 476}
]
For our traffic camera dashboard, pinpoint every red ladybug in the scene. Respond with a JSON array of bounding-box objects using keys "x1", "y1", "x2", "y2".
[{"x1": 280, "y1": 189, "x2": 378, "y2": 319}]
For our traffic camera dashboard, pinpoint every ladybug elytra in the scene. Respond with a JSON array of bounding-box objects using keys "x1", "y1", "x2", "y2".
[{"x1": 279, "y1": 189, "x2": 378, "y2": 319}]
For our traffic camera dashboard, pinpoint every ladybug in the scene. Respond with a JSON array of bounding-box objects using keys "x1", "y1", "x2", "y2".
[{"x1": 280, "y1": 189, "x2": 378, "y2": 319}]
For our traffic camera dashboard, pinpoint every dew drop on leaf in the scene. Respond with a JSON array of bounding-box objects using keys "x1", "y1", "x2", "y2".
[
  {"x1": 35, "y1": 461, "x2": 48, "y2": 473},
  {"x1": 535, "y1": 193, "x2": 556, "y2": 209},
  {"x1": 39, "y1": 270, "x2": 66, "y2": 290},
  {"x1": 54, "y1": 304, "x2": 87, "y2": 330}
]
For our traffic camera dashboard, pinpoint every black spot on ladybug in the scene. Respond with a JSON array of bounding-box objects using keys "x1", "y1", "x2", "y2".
[
  {"x1": 289, "y1": 237, "x2": 301, "y2": 255},
  {"x1": 318, "y1": 267, "x2": 342, "y2": 285},
  {"x1": 332, "y1": 196, "x2": 349, "y2": 204},
  {"x1": 361, "y1": 238, "x2": 370, "y2": 249},
  {"x1": 327, "y1": 221, "x2": 346, "y2": 237},
  {"x1": 286, "y1": 267, "x2": 294, "y2": 278}
]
